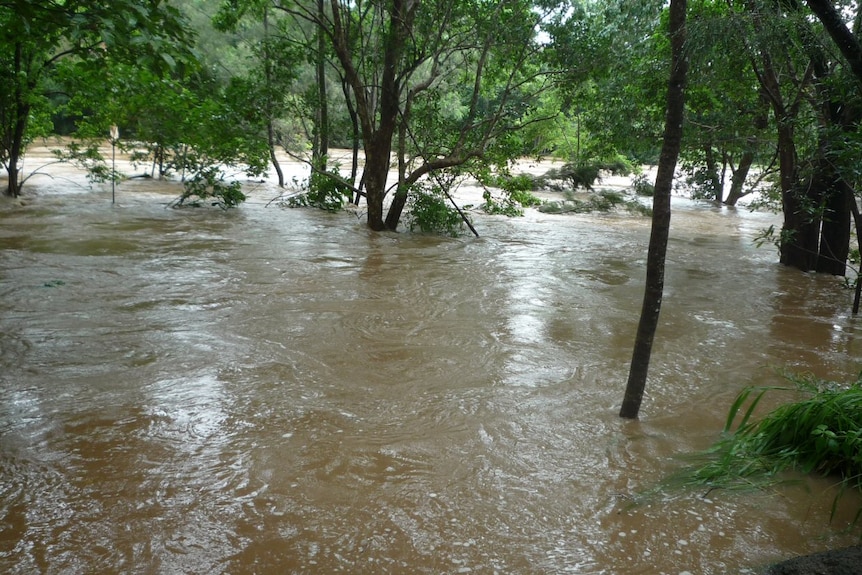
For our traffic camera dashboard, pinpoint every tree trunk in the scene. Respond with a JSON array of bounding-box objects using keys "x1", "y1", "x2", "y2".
[
  {"x1": 268, "y1": 120, "x2": 285, "y2": 188},
  {"x1": 620, "y1": 0, "x2": 688, "y2": 420},
  {"x1": 263, "y1": 8, "x2": 284, "y2": 188},
  {"x1": 364, "y1": 143, "x2": 391, "y2": 231},
  {"x1": 385, "y1": 187, "x2": 409, "y2": 230},
  {"x1": 851, "y1": 197, "x2": 862, "y2": 314},
  {"x1": 724, "y1": 149, "x2": 755, "y2": 206},
  {"x1": 815, "y1": 175, "x2": 852, "y2": 275},
  {"x1": 774, "y1": 116, "x2": 822, "y2": 270},
  {"x1": 4, "y1": 42, "x2": 29, "y2": 198},
  {"x1": 316, "y1": 0, "x2": 329, "y2": 161},
  {"x1": 327, "y1": 0, "x2": 411, "y2": 230}
]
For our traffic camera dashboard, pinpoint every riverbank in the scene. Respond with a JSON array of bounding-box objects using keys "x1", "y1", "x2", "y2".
[{"x1": 767, "y1": 545, "x2": 862, "y2": 574}]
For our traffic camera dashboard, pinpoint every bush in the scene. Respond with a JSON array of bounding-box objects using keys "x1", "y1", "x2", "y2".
[
  {"x1": 632, "y1": 173, "x2": 655, "y2": 197},
  {"x1": 405, "y1": 183, "x2": 465, "y2": 236},
  {"x1": 477, "y1": 171, "x2": 543, "y2": 216},
  {"x1": 285, "y1": 165, "x2": 353, "y2": 212},
  {"x1": 540, "y1": 157, "x2": 633, "y2": 191},
  {"x1": 173, "y1": 167, "x2": 246, "y2": 209},
  {"x1": 675, "y1": 371, "x2": 862, "y2": 523},
  {"x1": 537, "y1": 190, "x2": 650, "y2": 216}
]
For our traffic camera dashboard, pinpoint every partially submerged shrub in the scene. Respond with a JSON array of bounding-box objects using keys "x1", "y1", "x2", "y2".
[
  {"x1": 172, "y1": 167, "x2": 246, "y2": 209},
  {"x1": 285, "y1": 164, "x2": 353, "y2": 212},
  {"x1": 537, "y1": 190, "x2": 650, "y2": 216},
  {"x1": 405, "y1": 182, "x2": 466, "y2": 236},
  {"x1": 632, "y1": 173, "x2": 655, "y2": 197},
  {"x1": 674, "y1": 371, "x2": 862, "y2": 524},
  {"x1": 540, "y1": 157, "x2": 633, "y2": 191},
  {"x1": 477, "y1": 171, "x2": 543, "y2": 216}
]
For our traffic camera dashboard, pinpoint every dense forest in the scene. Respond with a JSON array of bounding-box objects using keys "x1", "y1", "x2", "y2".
[{"x1": 2, "y1": 0, "x2": 861, "y2": 278}]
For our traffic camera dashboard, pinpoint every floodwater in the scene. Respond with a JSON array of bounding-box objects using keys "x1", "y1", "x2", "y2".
[{"x1": 1, "y1": 168, "x2": 860, "y2": 575}]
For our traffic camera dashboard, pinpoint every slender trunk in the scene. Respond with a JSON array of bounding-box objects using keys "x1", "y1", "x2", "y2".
[
  {"x1": 384, "y1": 119, "x2": 409, "y2": 230},
  {"x1": 5, "y1": 42, "x2": 29, "y2": 198},
  {"x1": 385, "y1": 188, "x2": 408, "y2": 230},
  {"x1": 7, "y1": 104, "x2": 28, "y2": 198},
  {"x1": 263, "y1": 9, "x2": 284, "y2": 188},
  {"x1": 620, "y1": 0, "x2": 688, "y2": 420},
  {"x1": 317, "y1": 0, "x2": 329, "y2": 161},
  {"x1": 268, "y1": 120, "x2": 284, "y2": 187},
  {"x1": 851, "y1": 197, "x2": 862, "y2": 314}
]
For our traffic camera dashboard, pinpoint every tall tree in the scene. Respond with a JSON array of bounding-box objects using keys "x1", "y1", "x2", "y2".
[
  {"x1": 277, "y1": 0, "x2": 558, "y2": 231},
  {"x1": 0, "y1": 0, "x2": 190, "y2": 197},
  {"x1": 738, "y1": 0, "x2": 858, "y2": 275},
  {"x1": 620, "y1": 0, "x2": 688, "y2": 419}
]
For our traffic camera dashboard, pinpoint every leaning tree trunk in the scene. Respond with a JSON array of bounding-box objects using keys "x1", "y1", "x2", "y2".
[
  {"x1": 724, "y1": 149, "x2": 755, "y2": 206},
  {"x1": 620, "y1": 0, "x2": 688, "y2": 419}
]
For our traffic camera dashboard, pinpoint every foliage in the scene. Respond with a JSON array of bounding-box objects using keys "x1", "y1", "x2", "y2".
[
  {"x1": 539, "y1": 158, "x2": 633, "y2": 191},
  {"x1": 171, "y1": 167, "x2": 247, "y2": 209},
  {"x1": 673, "y1": 371, "x2": 862, "y2": 523},
  {"x1": 631, "y1": 173, "x2": 655, "y2": 197},
  {"x1": 0, "y1": 0, "x2": 192, "y2": 197},
  {"x1": 476, "y1": 170, "x2": 544, "y2": 216},
  {"x1": 404, "y1": 182, "x2": 465, "y2": 236},
  {"x1": 538, "y1": 189, "x2": 651, "y2": 216},
  {"x1": 285, "y1": 164, "x2": 353, "y2": 212}
]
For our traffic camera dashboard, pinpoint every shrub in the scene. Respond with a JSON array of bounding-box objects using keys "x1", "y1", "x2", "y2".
[
  {"x1": 173, "y1": 167, "x2": 246, "y2": 209},
  {"x1": 675, "y1": 371, "x2": 862, "y2": 526},
  {"x1": 285, "y1": 165, "x2": 353, "y2": 212},
  {"x1": 632, "y1": 173, "x2": 655, "y2": 197},
  {"x1": 477, "y1": 171, "x2": 543, "y2": 216},
  {"x1": 405, "y1": 183, "x2": 465, "y2": 236}
]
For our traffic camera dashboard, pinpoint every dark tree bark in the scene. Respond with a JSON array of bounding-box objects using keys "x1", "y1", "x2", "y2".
[
  {"x1": 724, "y1": 149, "x2": 755, "y2": 206},
  {"x1": 620, "y1": 0, "x2": 688, "y2": 420},
  {"x1": 806, "y1": 0, "x2": 862, "y2": 85},
  {"x1": 327, "y1": 0, "x2": 415, "y2": 230},
  {"x1": 704, "y1": 146, "x2": 723, "y2": 203},
  {"x1": 4, "y1": 42, "x2": 30, "y2": 198}
]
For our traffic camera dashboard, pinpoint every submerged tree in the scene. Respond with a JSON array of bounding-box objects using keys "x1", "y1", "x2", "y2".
[
  {"x1": 275, "y1": 0, "x2": 559, "y2": 231},
  {"x1": 620, "y1": 0, "x2": 688, "y2": 419}
]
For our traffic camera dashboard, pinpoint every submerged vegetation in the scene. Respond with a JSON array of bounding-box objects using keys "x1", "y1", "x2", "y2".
[
  {"x1": 673, "y1": 371, "x2": 862, "y2": 525},
  {"x1": 539, "y1": 189, "x2": 652, "y2": 216},
  {"x1": 170, "y1": 167, "x2": 247, "y2": 209}
]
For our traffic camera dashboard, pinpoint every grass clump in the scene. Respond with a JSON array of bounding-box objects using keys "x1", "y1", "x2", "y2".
[{"x1": 676, "y1": 371, "x2": 862, "y2": 522}]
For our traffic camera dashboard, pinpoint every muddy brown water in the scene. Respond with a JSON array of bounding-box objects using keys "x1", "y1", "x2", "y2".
[{"x1": 1, "y1": 169, "x2": 861, "y2": 574}]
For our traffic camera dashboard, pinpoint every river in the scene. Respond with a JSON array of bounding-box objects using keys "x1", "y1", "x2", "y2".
[{"x1": 1, "y1": 164, "x2": 860, "y2": 574}]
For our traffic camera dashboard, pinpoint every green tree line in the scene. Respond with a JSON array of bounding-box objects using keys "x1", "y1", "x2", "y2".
[{"x1": 2, "y1": 0, "x2": 861, "y2": 278}]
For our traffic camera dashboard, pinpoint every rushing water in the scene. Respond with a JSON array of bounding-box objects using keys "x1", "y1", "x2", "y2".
[{"x1": 1, "y1": 172, "x2": 860, "y2": 575}]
